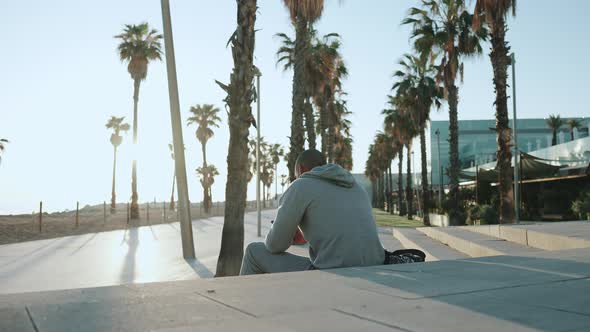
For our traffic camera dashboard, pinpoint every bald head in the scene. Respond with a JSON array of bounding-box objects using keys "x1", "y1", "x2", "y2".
[{"x1": 295, "y1": 149, "x2": 326, "y2": 178}]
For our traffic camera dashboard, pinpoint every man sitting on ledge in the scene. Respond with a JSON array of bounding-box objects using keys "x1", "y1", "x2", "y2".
[{"x1": 240, "y1": 149, "x2": 385, "y2": 275}]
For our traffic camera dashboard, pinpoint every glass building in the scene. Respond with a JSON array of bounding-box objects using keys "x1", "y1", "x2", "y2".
[{"x1": 430, "y1": 118, "x2": 589, "y2": 185}]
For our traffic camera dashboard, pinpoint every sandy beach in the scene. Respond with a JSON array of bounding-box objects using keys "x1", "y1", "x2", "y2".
[{"x1": 0, "y1": 201, "x2": 266, "y2": 245}]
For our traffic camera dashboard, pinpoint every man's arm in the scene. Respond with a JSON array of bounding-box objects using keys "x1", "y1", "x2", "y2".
[{"x1": 265, "y1": 181, "x2": 308, "y2": 254}]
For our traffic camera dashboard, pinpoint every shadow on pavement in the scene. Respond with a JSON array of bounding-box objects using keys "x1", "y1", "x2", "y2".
[{"x1": 325, "y1": 254, "x2": 590, "y2": 331}]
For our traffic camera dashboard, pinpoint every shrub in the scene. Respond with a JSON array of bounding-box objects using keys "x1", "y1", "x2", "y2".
[
  {"x1": 479, "y1": 205, "x2": 498, "y2": 225},
  {"x1": 572, "y1": 190, "x2": 590, "y2": 220},
  {"x1": 467, "y1": 204, "x2": 481, "y2": 225}
]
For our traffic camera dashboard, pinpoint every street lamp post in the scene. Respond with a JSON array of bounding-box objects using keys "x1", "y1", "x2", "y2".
[
  {"x1": 254, "y1": 67, "x2": 262, "y2": 237},
  {"x1": 510, "y1": 53, "x2": 520, "y2": 224},
  {"x1": 160, "y1": 0, "x2": 195, "y2": 259},
  {"x1": 435, "y1": 129, "x2": 442, "y2": 207}
]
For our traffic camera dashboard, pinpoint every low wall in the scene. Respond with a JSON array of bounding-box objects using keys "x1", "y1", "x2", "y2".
[{"x1": 429, "y1": 213, "x2": 449, "y2": 227}]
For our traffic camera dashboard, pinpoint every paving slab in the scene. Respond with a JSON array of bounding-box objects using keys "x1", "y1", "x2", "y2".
[
  {"x1": 459, "y1": 221, "x2": 590, "y2": 251},
  {"x1": 393, "y1": 227, "x2": 467, "y2": 261},
  {"x1": 2, "y1": 249, "x2": 590, "y2": 332},
  {"x1": 418, "y1": 226, "x2": 542, "y2": 257}
]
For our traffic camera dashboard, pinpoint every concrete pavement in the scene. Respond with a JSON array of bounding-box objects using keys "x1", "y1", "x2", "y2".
[{"x1": 2, "y1": 248, "x2": 590, "y2": 331}]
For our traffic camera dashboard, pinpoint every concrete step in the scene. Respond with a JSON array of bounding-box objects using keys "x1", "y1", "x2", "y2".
[
  {"x1": 393, "y1": 227, "x2": 467, "y2": 261},
  {"x1": 458, "y1": 222, "x2": 590, "y2": 251},
  {"x1": 377, "y1": 227, "x2": 404, "y2": 252},
  {"x1": 417, "y1": 227, "x2": 543, "y2": 258}
]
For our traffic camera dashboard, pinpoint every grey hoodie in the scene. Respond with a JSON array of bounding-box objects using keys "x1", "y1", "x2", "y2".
[{"x1": 265, "y1": 164, "x2": 385, "y2": 269}]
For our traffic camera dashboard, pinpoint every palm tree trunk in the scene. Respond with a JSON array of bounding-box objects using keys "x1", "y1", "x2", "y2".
[
  {"x1": 378, "y1": 171, "x2": 385, "y2": 210},
  {"x1": 170, "y1": 169, "x2": 176, "y2": 210},
  {"x1": 385, "y1": 168, "x2": 390, "y2": 213},
  {"x1": 318, "y1": 100, "x2": 327, "y2": 158},
  {"x1": 447, "y1": 83, "x2": 461, "y2": 225},
  {"x1": 490, "y1": 20, "x2": 514, "y2": 224},
  {"x1": 304, "y1": 99, "x2": 316, "y2": 150},
  {"x1": 287, "y1": 16, "x2": 308, "y2": 182},
  {"x1": 326, "y1": 103, "x2": 335, "y2": 163},
  {"x1": 388, "y1": 163, "x2": 394, "y2": 215},
  {"x1": 398, "y1": 152, "x2": 405, "y2": 216},
  {"x1": 130, "y1": 78, "x2": 141, "y2": 219},
  {"x1": 420, "y1": 125, "x2": 431, "y2": 226},
  {"x1": 406, "y1": 144, "x2": 413, "y2": 220},
  {"x1": 262, "y1": 183, "x2": 266, "y2": 208},
  {"x1": 371, "y1": 179, "x2": 377, "y2": 207},
  {"x1": 202, "y1": 142, "x2": 211, "y2": 213},
  {"x1": 110, "y1": 146, "x2": 117, "y2": 213},
  {"x1": 551, "y1": 130, "x2": 557, "y2": 146},
  {"x1": 571, "y1": 129, "x2": 575, "y2": 141},
  {"x1": 215, "y1": 0, "x2": 256, "y2": 277},
  {"x1": 274, "y1": 163, "x2": 278, "y2": 200}
]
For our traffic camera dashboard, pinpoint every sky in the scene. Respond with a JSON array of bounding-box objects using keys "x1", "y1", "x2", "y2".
[{"x1": 1, "y1": 0, "x2": 589, "y2": 214}]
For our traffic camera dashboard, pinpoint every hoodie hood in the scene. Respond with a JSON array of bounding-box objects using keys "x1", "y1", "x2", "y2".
[{"x1": 300, "y1": 163, "x2": 355, "y2": 188}]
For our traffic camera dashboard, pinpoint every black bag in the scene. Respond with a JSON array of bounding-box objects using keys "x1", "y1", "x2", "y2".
[{"x1": 383, "y1": 249, "x2": 426, "y2": 265}]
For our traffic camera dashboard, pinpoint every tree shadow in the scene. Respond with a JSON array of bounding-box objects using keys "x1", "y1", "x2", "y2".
[
  {"x1": 119, "y1": 228, "x2": 139, "y2": 283},
  {"x1": 184, "y1": 258, "x2": 214, "y2": 278}
]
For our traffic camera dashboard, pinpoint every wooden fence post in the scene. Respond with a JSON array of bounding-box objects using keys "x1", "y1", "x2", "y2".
[
  {"x1": 38, "y1": 201, "x2": 43, "y2": 233},
  {"x1": 126, "y1": 202, "x2": 130, "y2": 224},
  {"x1": 163, "y1": 201, "x2": 167, "y2": 222},
  {"x1": 75, "y1": 201, "x2": 79, "y2": 228},
  {"x1": 103, "y1": 201, "x2": 106, "y2": 225}
]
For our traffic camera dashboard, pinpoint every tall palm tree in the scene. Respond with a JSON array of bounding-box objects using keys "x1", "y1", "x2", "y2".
[
  {"x1": 276, "y1": 29, "x2": 345, "y2": 158},
  {"x1": 187, "y1": 104, "x2": 222, "y2": 213},
  {"x1": 392, "y1": 53, "x2": 442, "y2": 226},
  {"x1": 115, "y1": 23, "x2": 163, "y2": 219},
  {"x1": 473, "y1": 0, "x2": 517, "y2": 224},
  {"x1": 282, "y1": 0, "x2": 325, "y2": 182},
  {"x1": 168, "y1": 143, "x2": 176, "y2": 210},
  {"x1": 567, "y1": 119, "x2": 583, "y2": 141},
  {"x1": 196, "y1": 164, "x2": 220, "y2": 211},
  {"x1": 106, "y1": 116, "x2": 130, "y2": 212},
  {"x1": 0, "y1": 139, "x2": 9, "y2": 165},
  {"x1": 384, "y1": 102, "x2": 418, "y2": 220},
  {"x1": 404, "y1": 0, "x2": 486, "y2": 225},
  {"x1": 214, "y1": 0, "x2": 257, "y2": 277},
  {"x1": 546, "y1": 114, "x2": 564, "y2": 146},
  {"x1": 268, "y1": 143, "x2": 285, "y2": 199}
]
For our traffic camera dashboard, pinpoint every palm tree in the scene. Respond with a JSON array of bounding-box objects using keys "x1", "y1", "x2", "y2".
[
  {"x1": 0, "y1": 139, "x2": 9, "y2": 165},
  {"x1": 187, "y1": 104, "x2": 222, "y2": 213},
  {"x1": 392, "y1": 53, "x2": 442, "y2": 226},
  {"x1": 384, "y1": 101, "x2": 418, "y2": 220},
  {"x1": 168, "y1": 143, "x2": 176, "y2": 210},
  {"x1": 280, "y1": 174, "x2": 288, "y2": 194},
  {"x1": 473, "y1": 0, "x2": 517, "y2": 224},
  {"x1": 404, "y1": 0, "x2": 486, "y2": 225},
  {"x1": 567, "y1": 119, "x2": 583, "y2": 141},
  {"x1": 268, "y1": 143, "x2": 285, "y2": 199},
  {"x1": 282, "y1": 0, "x2": 325, "y2": 182},
  {"x1": 546, "y1": 114, "x2": 564, "y2": 146},
  {"x1": 214, "y1": 0, "x2": 257, "y2": 277},
  {"x1": 196, "y1": 164, "x2": 220, "y2": 211},
  {"x1": 275, "y1": 29, "x2": 345, "y2": 160},
  {"x1": 115, "y1": 23, "x2": 163, "y2": 219},
  {"x1": 374, "y1": 132, "x2": 395, "y2": 214},
  {"x1": 332, "y1": 95, "x2": 354, "y2": 169},
  {"x1": 106, "y1": 116, "x2": 130, "y2": 212}
]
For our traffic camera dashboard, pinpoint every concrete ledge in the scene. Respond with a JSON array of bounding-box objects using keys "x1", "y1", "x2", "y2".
[
  {"x1": 3, "y1": 249, "x2": 590, "y2": 332},
  {"x1": 459, "y1": 222, "x2": 590, "y2": 251},
  {"x1": 429, "y1": 213, "x2": 450, "y2": 227},
  {"x1": 393, "y1": 227, "x2": 467, "y2": 261},
  {"x1": 418, "y1": 227, "x2": 541, "y2": 257}
]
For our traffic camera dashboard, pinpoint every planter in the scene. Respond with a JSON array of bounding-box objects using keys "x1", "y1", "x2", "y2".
[{"x1": 429, "y1": 213, "x2": 450, "y2": 227}]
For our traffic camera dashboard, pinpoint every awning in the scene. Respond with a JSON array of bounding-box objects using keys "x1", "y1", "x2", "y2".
[{"x1": 459, "y1": 152, "x2": 567, "y2": 182}]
